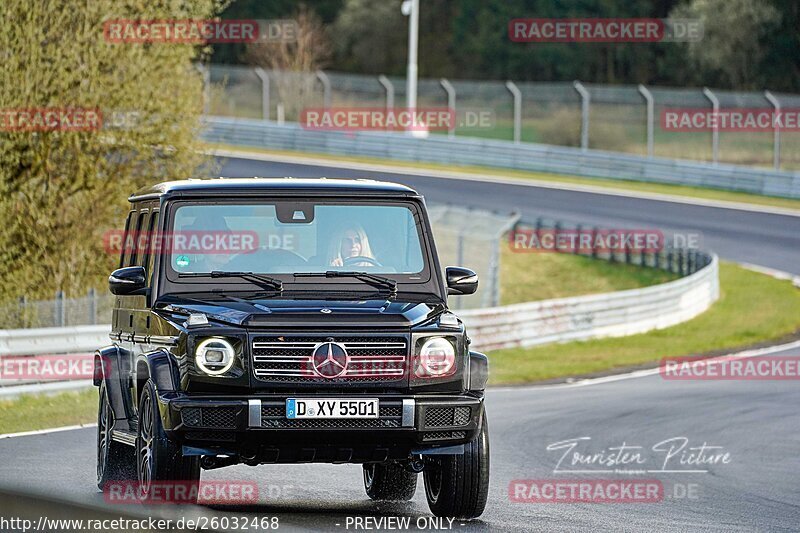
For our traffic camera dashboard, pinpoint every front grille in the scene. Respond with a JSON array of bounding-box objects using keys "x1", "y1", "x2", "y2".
[
  {"x1": 252, "y1": 335, "x2": 407, "y2": 383},
  {"x1": 181, "y1": 407, "x2": 238, "y2": 429},
  {"x1": 424, "y1": 407, "x2": 471, "y2": 428},
  {"x1": 260, "y1": 401, "x2": 403, "y2": 429},
  {"x1": 422, "y1": 431, "x2": 466, "y2": 441}
]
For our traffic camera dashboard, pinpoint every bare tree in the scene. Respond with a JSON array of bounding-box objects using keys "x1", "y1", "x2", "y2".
[{"x1": 245, "y1": 5, "x2": 331, "y2": 120}]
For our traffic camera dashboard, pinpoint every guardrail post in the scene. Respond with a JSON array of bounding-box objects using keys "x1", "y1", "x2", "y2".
[
  {"x1": 440, "y1": 78, "x2": 456, "y2": 138},
  {"x1": 54, "y1": 290, "x2": 65, "y2": 327},
  {"x1": 554, "y1": 221, "x2": 562, "y2": 253},
  {"x1": 254, "y1": 67, "x2": 270, "y2": 120},
  {"x1": 574, "y1": 81, "x2": 590, "y2": 152},
  {"x1": 316, "y1": 70, "x2": 332, "y2": 109},
  {"x1": 638, "y1": 84, "x2": 654, "y2": 158},
  {"x1": 625, "y1": 235, "x2": 632, "y2": 264},
  {"x1": 196, "y1": 64, "x2": 210, "y2": 115},
  {"x1": 765, "y1": 90, "x2": 781, "y2": 170},
  {"x1": 505, "y1": 81, "x2": 522, "y2": 144},
  {"x1": 702, "y1": 87, "x2": 719, "y2": 164},
  {"x1": 88, "y1": 288, "x2": 97, "y2": 325}
]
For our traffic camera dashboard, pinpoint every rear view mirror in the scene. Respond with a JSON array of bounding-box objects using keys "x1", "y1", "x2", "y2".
[
  {"x1": 109, "y1": 266, "x2": 147, "y2": 295},
  {"x1": 446, "y1": 266, "x2": 478, "y2": 295}
]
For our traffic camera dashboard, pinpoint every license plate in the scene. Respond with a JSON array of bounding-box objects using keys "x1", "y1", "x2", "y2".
[{"x1": 286, "y1": 398, "x2": 379, "y2": 419}]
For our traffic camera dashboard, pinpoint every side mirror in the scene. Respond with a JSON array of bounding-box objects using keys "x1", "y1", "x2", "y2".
[
  {"x1": 109, "y1": 266, "x2": 147, "y2": 295},
  {"x1": 446, "y1": 266, "x2": 478, "y2": 295}
]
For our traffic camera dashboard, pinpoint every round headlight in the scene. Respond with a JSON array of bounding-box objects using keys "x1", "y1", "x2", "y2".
[
  {"x1": 195, "y1": 337, "x2": 235, "y2": 375},
  {"x1": 417, "y1": 337, "x2": 456, "y2": 377}
]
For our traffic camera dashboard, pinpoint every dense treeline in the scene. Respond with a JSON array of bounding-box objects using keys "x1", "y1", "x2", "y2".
[{"x1": 214, "y1": 0, "x2": 800, "y2": 92}]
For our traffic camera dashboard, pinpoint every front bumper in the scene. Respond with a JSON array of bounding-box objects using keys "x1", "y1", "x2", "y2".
[{"x1": 159, "y1": 393, "x2": 484, "y2": 463}]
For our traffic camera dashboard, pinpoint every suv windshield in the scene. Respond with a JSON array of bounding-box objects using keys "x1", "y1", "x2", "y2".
[{"x1": 168, "y1": 201, "x2": 427, "y2": 277}]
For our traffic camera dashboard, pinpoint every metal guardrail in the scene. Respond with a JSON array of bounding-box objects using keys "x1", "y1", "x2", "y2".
[
  {"x1": 203, "y1": 117, "x2": 800, "y2": 199},
  {"x1": 462, "y1": 254, "x2": 718, "y2": 351},
  {"x1": 0, "y1": 325, "x2": 110, "y2": 356}
]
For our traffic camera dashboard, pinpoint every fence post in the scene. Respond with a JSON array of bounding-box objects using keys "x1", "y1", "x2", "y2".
[
  {"x1": 88, "y1": 288, "x2": 97, "y2": 325},
  {"x1": 440, "y1": 78, "x2": 456, "y2": 138},
  {"x1": 54, "y1": 290, "x2": 65, "y2": 327},
  {"x1": 702, "y1": 87, "x2": 719, "y2": 164},
  {"x1": 452, "y1": 224, "x2": 465, "y2": 309},
  {"x1": 505, "y1": 81, "x2": 521, "y2": 144},
  {"x1": 276, "y1": 103, "x2": 285, "y2": 125},
  {"x1": 765, "y1": 91, "x2": 781, "y2": 170},
  {"x1": 638, "y1": 84, "x2": 654, "y2": 158},
  {"x1": 378, "y1": 75, "x2": 394, "y2": 110},
  {"x1": 254, "y1": 67, "x2": 270, "y2": 120},
  {"x1": 196, "y1": 64, "x2": 210, "y2": 115},
  {"x1": 574, "y1": 81, "x2": 590, "y2": 151},
  {"x1": 316, "y1": 70, "x2": 331, "y2": 109},
  {"x1": 488, "y1": 238, "x2": 500, "y2": 307}
]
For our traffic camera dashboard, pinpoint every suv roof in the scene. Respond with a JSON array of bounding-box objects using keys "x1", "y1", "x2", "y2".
[{"x1": 129, "y1": 177, "x2": 419, "y2": 202}]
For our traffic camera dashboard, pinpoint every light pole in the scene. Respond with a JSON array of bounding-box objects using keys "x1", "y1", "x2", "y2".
[{"x1": 402, "y1": 0, "x2": 419, "y2": 117}]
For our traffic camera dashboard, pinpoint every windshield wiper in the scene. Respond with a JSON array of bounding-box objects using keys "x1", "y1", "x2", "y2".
[
  {"x1": 179, "y1": 271, "x2": 283, "y2": 292},
  {"x1": 293, "y1": 271, "x2": 397, "y2": 294}
]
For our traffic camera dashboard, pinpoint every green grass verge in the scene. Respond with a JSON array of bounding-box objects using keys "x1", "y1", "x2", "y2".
[
  {"x1": 0, "y1": 388, "x2": 96, "y2": 435},
  {"x1": 206, "y1": 143, "x2": 800, "y2": 212},
  {"x1": 500, "y1": 247, "x2": 678, "y2": 305},
  {"x1": 489, "y1": 262, "x2": 800, "y2": 384}
]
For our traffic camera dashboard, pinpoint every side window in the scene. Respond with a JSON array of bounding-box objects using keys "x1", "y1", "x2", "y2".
[
  {"x1": 119, "y1": 211, "x2": 135, "y2": 268},
  {"x1": 128, "y1": 211, "x2": 149, "y2": 267},
  {"x1": 145, "y1": 211, "x2": 159, "y2": 284}
]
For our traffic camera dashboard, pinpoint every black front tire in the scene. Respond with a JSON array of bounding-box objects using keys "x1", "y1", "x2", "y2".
[
  {"x1": 363, "y1": 462, "x2": 418, "y2": 501},
  {"x1": 96, "y1": 383, "x2": 136, "y2": 490},
  {"x1": 423, "y1": 414, "x2": 490, "y2": 519},
  {"x1": 137, "y1": 379, "x2": 200, "y2": 503}
]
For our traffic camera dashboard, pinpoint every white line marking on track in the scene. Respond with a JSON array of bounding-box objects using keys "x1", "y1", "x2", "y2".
[
  {"x1": 209, "y1": 148, "x2": 800, "y2": 218},
  {"x1": 0, "y1": 423, "x2": 96, "y2": 440}
]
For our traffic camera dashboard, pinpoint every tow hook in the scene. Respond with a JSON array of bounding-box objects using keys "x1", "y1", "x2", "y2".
[
  {"x1": 405, "y1": 455, "x2": 425, "y2": 473},
  {"x1": 200, "y1": 455, "x2": 240, "y2": 470}
]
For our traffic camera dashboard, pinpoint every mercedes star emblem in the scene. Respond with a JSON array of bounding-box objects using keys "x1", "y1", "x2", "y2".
[{"x1": 311, "y1": 342, "x2": 348, "y2": 378}]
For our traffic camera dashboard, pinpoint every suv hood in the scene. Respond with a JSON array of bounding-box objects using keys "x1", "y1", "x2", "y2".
[{"x1": 158, "y1": 294, "x2": 445, "y2": 328}]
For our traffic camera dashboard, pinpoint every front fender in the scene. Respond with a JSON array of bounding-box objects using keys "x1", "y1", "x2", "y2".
[{"x1": 136, "y1": 349, "x2": 181, "y2": 396}]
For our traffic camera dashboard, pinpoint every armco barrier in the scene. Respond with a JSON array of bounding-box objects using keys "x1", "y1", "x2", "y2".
[
  {"x1": 461, "y1": 255, "x2": 718, "y2": 351},
  {"x1": 202, "y1": 117, "x2": 800, "y2": 199},
  {"x1": 0, "y1": 325, "x2": 110, "y2": 357}
]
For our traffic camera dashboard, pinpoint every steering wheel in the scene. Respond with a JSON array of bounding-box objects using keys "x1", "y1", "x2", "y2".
[{"x1": 343, "y1": 255, "x2": 381, "y2": 267}]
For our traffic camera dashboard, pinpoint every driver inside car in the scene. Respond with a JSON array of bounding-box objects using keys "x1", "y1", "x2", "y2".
[{"x1": 328, "y1": 225, "x2": 376, "y2": 267}]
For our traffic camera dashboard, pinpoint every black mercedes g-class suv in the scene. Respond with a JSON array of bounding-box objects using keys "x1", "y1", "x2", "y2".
[{"x1": 94, "y1": 178, "x2": 489, "y2": 518}]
